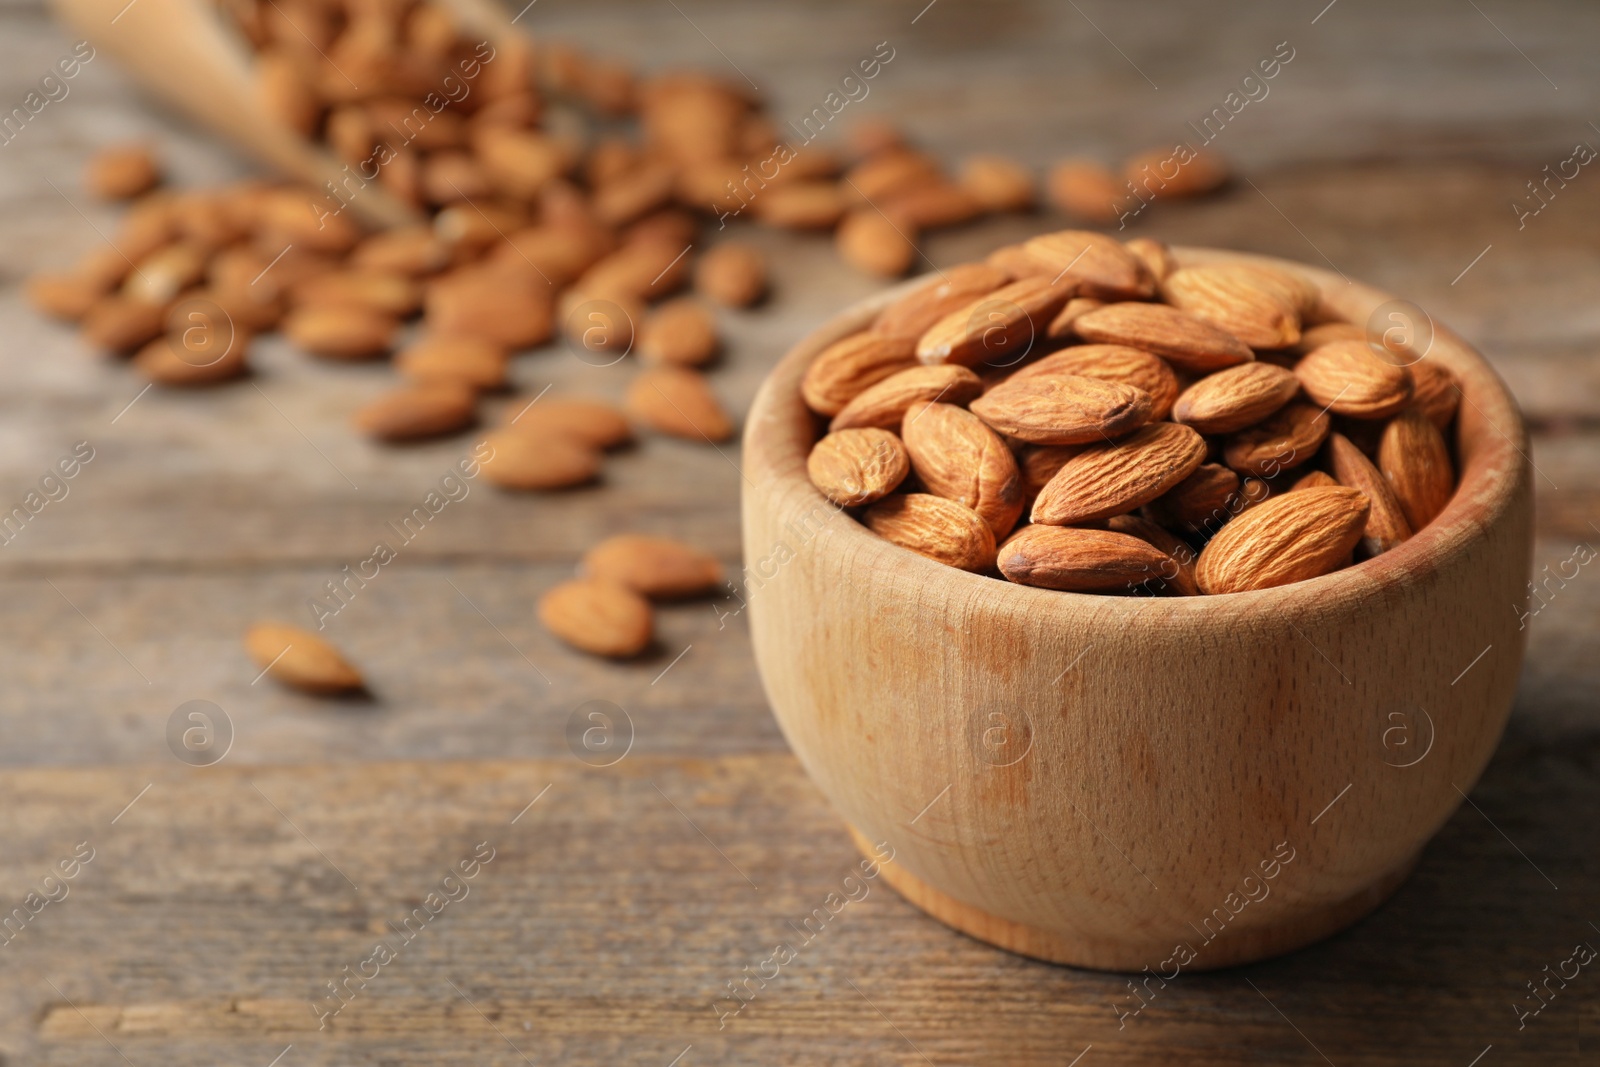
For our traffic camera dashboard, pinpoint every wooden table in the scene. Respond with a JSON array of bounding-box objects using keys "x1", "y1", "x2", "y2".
[{"x1": 0, "y1": 1, "x2": 1596, "y2": 1063}]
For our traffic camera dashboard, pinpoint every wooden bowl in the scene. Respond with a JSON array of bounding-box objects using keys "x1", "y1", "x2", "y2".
[{"x1": 741, "y1": 247, "x2": 1531, "y2": 971}]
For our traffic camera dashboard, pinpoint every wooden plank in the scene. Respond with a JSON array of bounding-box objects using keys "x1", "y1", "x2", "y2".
[{"x1": 0, "y1": 751, "x2": 1590, "y2": 1066}]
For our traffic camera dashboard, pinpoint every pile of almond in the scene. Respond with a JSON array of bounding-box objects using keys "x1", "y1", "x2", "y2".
[{"x1": 803, "y1": 230, "x2": 1460, "y2": 595}]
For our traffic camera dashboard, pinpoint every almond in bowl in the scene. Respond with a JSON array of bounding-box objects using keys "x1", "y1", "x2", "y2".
[{"x1": 741, "y1": 233, "x2": 1531, "y2": 970}]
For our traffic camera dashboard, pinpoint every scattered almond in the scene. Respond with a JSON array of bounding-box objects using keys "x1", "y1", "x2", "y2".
[
  {"x1": 353, "y1": 382, "x2": 476, "y2": 441},
  {"x1": 135, "y1": 335, "x2": 249, "y2": 386},
  {"x1": 837, "y1": 208, "x2": 917, "y2": 277},
  {"x1": 538, "y1": 578, "x2": 653, "y2": 658},
  {"x1": 1045, "y1": 160, "x2": 1122, "y2": 224},
  {"x1": 695, "y1": 242, "x2": 766, "y2": 307},
  {"x1": 396, "y1": 335, "x2": 509, "y2": 390},
  {"x1": 581, "y1": 534, "x2": 724, "y2": 598},
  {"x1": 86, "y1": 144, "x2": 162, "y2": 201},
  {"x1": 958, "y1": 155, "x2": 1035, "y2": 213},
  {"x1": 479, "y1": 431, "x2": 602, "y2": 490},
  {"x1": 638, "y1": 298, "x2": 719, "y2": 366},
  {"x1": 504, "y1": 397, "x2": 633, "y2": 450},
  {"x1": 625, "y1": 366, "x2": 735, "y2": 441},
  {"x1": 244, "y1": 622, "x2": 364, "y2": 694},
  {"x1": 283, "y1": 305, "x2": 396, "y2": 360}
]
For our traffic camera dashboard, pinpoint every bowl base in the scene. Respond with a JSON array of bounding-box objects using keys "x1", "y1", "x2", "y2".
[{"x1": 848, "y1": 826, "x2": 1418, "y2": 972}]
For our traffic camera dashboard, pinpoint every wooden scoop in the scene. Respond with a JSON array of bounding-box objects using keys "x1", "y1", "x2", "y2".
[{"x1": 49, "y1": 0, "x2": 521, "y2": 228}]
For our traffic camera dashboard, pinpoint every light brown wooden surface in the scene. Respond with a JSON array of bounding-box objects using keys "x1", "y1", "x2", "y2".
[{"x1": 0, "y1": 0, "x2": 1596, "y2": 1063}]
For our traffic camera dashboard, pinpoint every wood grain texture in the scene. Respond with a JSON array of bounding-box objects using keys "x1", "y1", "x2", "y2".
[{"x1": 0, "y1": 0, "x2": 1595, "y2": 1062}]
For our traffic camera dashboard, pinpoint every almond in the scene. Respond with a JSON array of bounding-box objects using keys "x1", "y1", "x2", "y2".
[
  {"x1": 1195, "y1": 486, "x2": 1369, "y2": 594},
  {"x1": 625, "y1": 366, "x2": 735, "y2": 441},
  {"x1": 425, "y1": 266, "x2": 554, "y2": 349},
  {"x1": 1020, "y1": 230, "x2": 1155, "y2": 299},
  {"x1": 1294, "y1": 339, "x2": 1412, "y2": 419},
  {"x1": 998, "y1": 525, "x2": 1177, "y2": 593},
  {"x1": 845, "y1": 149, "x2": 943, "y2": 201},
  {"x1": 1160, "y1": 265, "x2": 1303, "y2": 349},
  {"x1": 1073, "y1": 302, "x2": 1254, "y2": 373},
  {"x1": 353, "y1": 383, "x2": 477, "y2": 441},
  {"x1": 82, "y1": 296, "x2": 167, "y2": 352},
  {"x1": 915, "y1": 275, "x2": 1077, "y2": 368},
  {"x1": 958, "y1": 155, "x2": 1035, "y2": 213},
  {"x1": 284, "y1": 305, "x2": 396, "y2": 360},
  {"x1": 538, "y1": 578, "x2": 653, "y2": 658},
  {"x1": 1124, "y1": 238, "x2": 1177, "y2": 282},
  {"x1": 473, "y1": 127, "x2": 575, "y2": 199},
  {"x1": 1045, "y1": 161, "x2": 1122, "y2": 225},
  {"x1": 882, "y1": 182, "x2": 982, "y2": 230},
  {"x1": 1107, "y1": 514, "x2": 1200, "y2": 595},
  {"x1": 864, "y1": 494, "x2": 996, "y2": 573},
  {"x1": 292, "y1": 270, "x2": 422, "y2": 317},
  {"x1": 1285, "y1": 321, "x2": 1364, "y2": 357},
  {"x1": 352, "y1": 226, "x2": 453, "y2": 276},
  {"x1": 1222, "y1": 401, "x2": 1331, "y2": 477},
  {"x1": 801, "y1": 333, "x2": 918, "y2": 416},
  {"x1": 87, "y1": 144, "x2": 161, "y2": 201},
  {"x1": 901, "y1": 401, "x2": 1024, "y2": 539},
  {"x1": 757, "y1": 181, "x2": 848, "y2": 229},
  {"x1": 1172, "y1": 362, "x2": 1300, "y2": 434},
  {"x1": 123, "y1": 242, "x2": 207, "y2": 305},
  {"x1": 396, "y1": 335, "x2": 509, "y2": 390},
  {"x1": 1010, "y1": 345, "x2": 1180, "y2": 421},
  {"x1": 1123, "y1": 146, "x2": 1229, "y2": 198},
  {"x1": 837, "y1": 208, "x2": 917, "y2": 278},
  {"x1": 134, "y1": 335, "x2": 249, "y2": 386},
  {"x1": 638, "y1": 298, "x2": 719, "y2": 367},
  {"x1": 578, "y1": 238, "x2": 691, "y2": 303},
  {"x1": 1325, "y1": 432, "x2": 1413, "y2": 555},
  {"x1": 1032, "y1": 421, "x2": 1207, "y2": 525},
  {"x1": 829, "y1": 365, "x2": 983, "y2": 432},
  {"x1": 27, "y1": 272, "x2": 110, "y2": 322},
  {"x1": 1144, "y1": 462, "x2": 1241, "y2": 533},
  {"x1": 1019, "y1": 445, "x2": 1082, "y2": 498},
  {"x1": 1292, "y1": 469, "x2": 1338, "y2": 491},
  {"x1": 808, "y1": 428, "x2": 910, "y2": 506},
  {"x1": 245, "y1": 622, "x2": 364, "y2": 694},
  {"x1": 869, "y1": 263, "x2": 1010, "y2": 340},
  {"x1": 1377, "y1": 411, "x2": 1455, "y2": 532},
  {"x1": 1409, "y1": 360, "x2": 1461, "y2": 430},
  {"x1": 581, "y1": 534, "x2": 724, "y2": 598},
  {"x1": 479, "y1": 431, "x2": 602, "y2": 490},
  {"x1": 503, "y1": 397, "x2": 633, "y2": 450},
  {"x1": 695, "y1": 242, "x2": 767, "y2": 306},
  {"x1": 1044, "y1": 296, "x2": 1106, "y2": 340},
  {"x1": 970, "y1": 372, "x2": 1152, "y2": 446}
]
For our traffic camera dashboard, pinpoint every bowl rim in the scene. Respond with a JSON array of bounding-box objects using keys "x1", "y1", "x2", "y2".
[{"x1": 742, "y1": 243, "x2": 1530, "y2": 619}]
